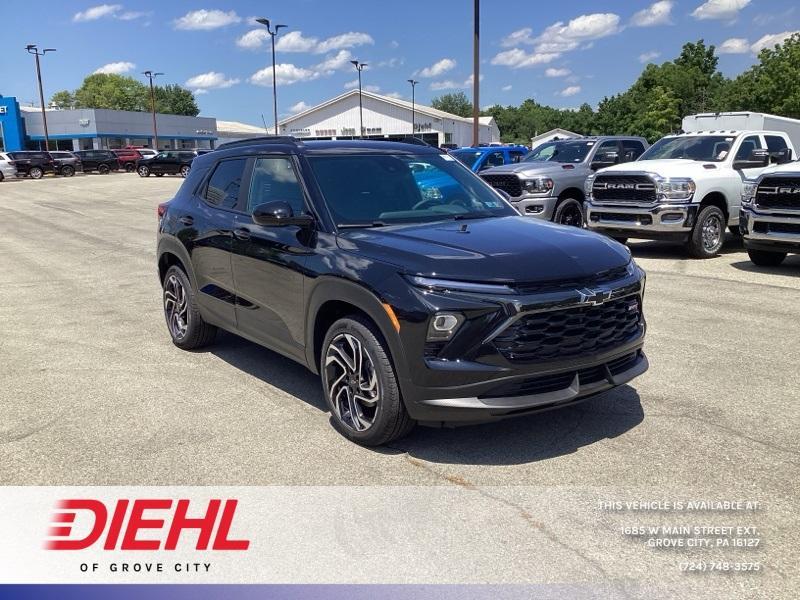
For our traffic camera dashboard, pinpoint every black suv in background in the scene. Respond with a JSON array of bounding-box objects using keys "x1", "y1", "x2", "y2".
[
  {"x1": 7, "y1": 151, "x2": 56, "y2": 179},
  {"x1": 49, "y1": 151, "x2": 82, "y2": 177},
  {"x1": 137, "y1": 150, "x2": 199, "y2": 178},
  {"x1": 157, "y1": 137, "x2": 648, "y2": 445},
  {"x1": 74, "y1": 150, "x2": 120, "y2": 174}
]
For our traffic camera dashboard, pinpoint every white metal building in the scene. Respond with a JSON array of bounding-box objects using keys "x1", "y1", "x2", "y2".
[
  {"x1": 530, "y1": 128, "x2": 579, "y2": 147},
  {"x1": 278, "y1": 90, "x2": 500, "y2": 146},
  {"x1": 216, "y1": 119, "x2": 270, "y2": 146}
]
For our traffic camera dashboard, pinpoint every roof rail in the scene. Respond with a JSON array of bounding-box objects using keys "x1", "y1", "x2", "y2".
[{"x1": 216, "y1": 135, "x2": 301, "y2": 151}]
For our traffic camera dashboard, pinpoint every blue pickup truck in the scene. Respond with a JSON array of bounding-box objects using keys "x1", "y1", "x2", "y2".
[{"x1": 449, "y1": 145, "x2": 529, "y2": 172}]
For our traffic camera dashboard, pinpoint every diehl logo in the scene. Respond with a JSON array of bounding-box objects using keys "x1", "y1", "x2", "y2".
[
  {"x1": 578, "y1": 289, "x2": 613, "y2": 306},
  {"x1": 46, "y1": 499, "x2": 249, "y2": 550}
]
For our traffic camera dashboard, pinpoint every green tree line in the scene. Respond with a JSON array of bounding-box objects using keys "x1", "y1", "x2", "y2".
[
  {"x1": 433, "y1": 34, "x2": 800, "y2": 144},
  {"x1": 50, "y1": 73, "x2": 199, "y2": 116}
]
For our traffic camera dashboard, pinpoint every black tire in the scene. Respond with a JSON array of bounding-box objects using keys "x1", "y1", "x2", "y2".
[
  {"x1": 61, "y1": 165, "x2": 75, "y2": 177},
  {"x1": 321, "y1": 315, "x2": 414, "y2": 446},
  {"x1": 180, "y1": 165, "x2": 190, "y2": 178},
  {"x1": 687, "y1": 205, "x2": 725, "y2": 258},
  {"x1": 611, "y1": 236, "x2": 628, "y2": 245},
  {"x1": 125, "y1": 162, "x2": 135, "y2": 173},
  {"x1": 29, "y1": 167, "x2": 44, "y2": 180},
  {"x1": 747, "y1": 248, "x2": 787, "y2": 267},
  {"x1": 553, "y1": 198, "x2": 585, "y2": 227},
  {"x1": 729, "y1": 226, "x2": 742, "y2": 238},
  {"x1": 0, "y1": 171, "x2": 4, "y2": 182},
  {"x1": 162, "y1": 265, "x2": 217, "y2": 350},
  {"x1": 98, "y1": 163, "x2": 110, "y2": 175},
  {"x1": 155, "y1": 173, "x2": 164, "y2": 177},
  {"x1": 137, "y1": 165, "x2": 150, "y2": 177}
]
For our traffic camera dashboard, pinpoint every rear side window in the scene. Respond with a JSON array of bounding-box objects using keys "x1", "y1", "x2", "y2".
[
  {"x1": 510, "y1": 151, "x2": 526, "y2": 163},
  {"x1": 204, "y1": 159, "x2": 246, "y2": 209},
  {"x1": 246, "y1": 156, "x2": 305, "y2": 214},
  {"x1": 621, "y1": 140, "x2": 646, "y2": 162},
  {"x1": 765, "y1": 135, "x2": 788, "y2": 153}
]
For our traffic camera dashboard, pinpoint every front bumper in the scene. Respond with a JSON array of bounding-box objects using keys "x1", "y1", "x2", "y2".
[
  {"x1": 585, "y1": 200, "x2": 698, "y2": 241},
  {"x1": 740, "y1": 206, "x2": 800, "y2": 253},
  {"x1": 510, "y1": 195, "x2": 558, "y2": 220}
]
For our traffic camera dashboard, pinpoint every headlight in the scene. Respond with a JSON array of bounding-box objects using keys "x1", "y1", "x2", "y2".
[
  {"x1": 656, "y1": 178, "x2": 695, "y2": 202},
  {"x1": 742, "y1": 180, "x2": 758, "y2": 206},
  {"x1": 407, "y1": 275, "x2": 516, "y2": 295},
  {"x1": 584, "y1": 174, "x2": 596, "y2": 197},
  {"x1": 522, "y1": 177, "x2": 554, "y2": 195}
]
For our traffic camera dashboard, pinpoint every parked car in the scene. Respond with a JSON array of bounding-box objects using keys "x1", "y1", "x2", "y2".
[
  {"x1": 137, "y1": 150, "x2": 196, "y2": 178},
  {"x1": 0, "y1": 152, "x2": 19, "y2": 181},
  {"x1": 112, "y1": 148, "x2": 143, "y2": 172},
  {"x1": 48, "y1": 151, "x2": 82, "y2": 177},
  {"x1": 73, "y1": 150, "x2": 121, "y2": 174},
  {"x1": 135, "y1": 148, "x2": 159, "y2": 159},
  {"x1": 481, "y1": 136, "x2": 649, "y2": 226},
  {"x1": 157, "y1": 137, "x2": 648, "y2": 445},
  {"x1": 7, "y1": 151, "x2": 56, "y2": 179},
  {"x1": 450, "y1": 145, "x2": 530, "y2": 173},
  {"x1": 740, "y1": 158, "x2": 800, "y2": 266},
  {"x1": 585, "y1": 130, "x2": 795, "y2": 257}
]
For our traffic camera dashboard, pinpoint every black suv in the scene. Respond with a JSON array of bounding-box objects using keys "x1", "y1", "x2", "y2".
[
  {"x1": 8, "y1": 151, "x2": 56, "y2": 179},
  {"x1": 137, "y1": 150, "x2": 198, "y2": 178},
  {"x1": 74, "y1": 150, "x2": 120, "y2": 174},
  {"x1": 157, "y1": 138, "x2": 648, "y2": 445},
  {"x1": 49, "y1": 151, "x2": 82, "y2": 177}
]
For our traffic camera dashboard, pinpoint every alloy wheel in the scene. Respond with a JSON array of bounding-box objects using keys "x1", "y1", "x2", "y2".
[
  {"x1": 701, "y1": 213, "x2": 722, "y2": 252},
  {"x1": 163, "y1": 274, "x2": 189, "y2": 340},
  {"x1": 30, "y1": 167, "x2": 43, "y2": 180},
  {"x1": 180, "y1": 166, "x2": 190, "y2": 178},
  {"x1": 559, "y1": 203, "x2": 584, "y2": 227},
  {"x1": 138, "y1": 166, "x2": 149, "y2": 177},
  {"x1": 324, "y1": 333, "x2": 380, "y2": 432}
]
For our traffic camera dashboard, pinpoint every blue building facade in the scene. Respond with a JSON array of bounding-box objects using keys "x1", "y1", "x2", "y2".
[{"x1": 0, "y1": 96, "x2": 27, "y2": 152}]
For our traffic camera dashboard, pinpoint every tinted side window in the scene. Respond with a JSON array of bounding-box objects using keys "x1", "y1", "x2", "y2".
[
  {"x1": 204, "y1": 159, "x2": 246, "y2": 209},
  {"x1": 484, "y1": 151, "x2": 505, "y2": 168},
  {"x1": 621, "y1": 140, "x2": 645, "y2": 162},
  {"x1": 734, "y1": 135, "x2": 763, "y2": 160},
  {"x1": 510, "y1": 151, "x2": 526, "y2": 163},
  {"x1": 247, "y1": 157, "x2": 305, "y2": 214},
  {"x1": 765, "y1": 135, "x2": 788, "y2": 153}
]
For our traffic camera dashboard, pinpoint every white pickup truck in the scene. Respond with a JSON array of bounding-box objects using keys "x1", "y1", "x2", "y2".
[{"x1": 584, "y1": 130, "x2": 795, "y2": 258}]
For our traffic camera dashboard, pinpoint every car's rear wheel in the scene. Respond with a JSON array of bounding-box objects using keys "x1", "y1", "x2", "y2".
[
  {"x1": 29, "y1": 167, "x2": 44, "y2": 180},
  {"x1": 125, "y1": 162, "x2": 135, "y2": 172},
  {"x1": 322, "y1": 316, "x2": 414, "y2": 446},
  {"x1": 98, "y1": 164, "x2": 110, "y2": 175},
  {"x1": 162, "y1": 265, "x2": 216, "y2": 350},
  {"x1": 687, "y1": 205, "x2": 725, "y2": 258},
  {"x1": 553, "y1": 198, "x2": 584, "y2": 227},
  {"x1": 61, "y1": 165, "x2": 75, "y2": 177},
  {"x1": 747, "y1": 249, "x2": 787, "y2": 267},
  {"x1": 180, "y1": 165, "x2": 190, "y2": 178},
  {"x1": 137, "y1": 165, "x2": 150, "y2": 177}
]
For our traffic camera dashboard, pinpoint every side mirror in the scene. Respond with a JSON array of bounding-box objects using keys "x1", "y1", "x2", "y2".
[
  {"x1": 733, "y1": 148, "x2": 769, "y2": 170},
  {"x1": 770, "y1": 148, "x2": 792, "y2": 164},
  {"x1": 252, "y1": 201, "x2": 314, "y2": 228},
  {"x1": 591, "y1": 151, "x2": 618, "y2": 170}
]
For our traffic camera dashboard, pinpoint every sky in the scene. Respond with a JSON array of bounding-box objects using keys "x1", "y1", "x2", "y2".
[{"x1": 2, "y1": 0, "x2": 799, "y2": 126}]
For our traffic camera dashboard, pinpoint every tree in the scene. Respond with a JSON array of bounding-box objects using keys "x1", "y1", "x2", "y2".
[
  {"x1": 50, "y1": 90, "x2": 76, "y2": 109},
  {"x1": 431, "y1": 91, "x2": 473, "y2": 117},
  {"x1": 632, "y1": 86, "x2": 681, "y2": 141},
  {"x1": 153, "y1": 84, "x2": 200, "y2": 117}
]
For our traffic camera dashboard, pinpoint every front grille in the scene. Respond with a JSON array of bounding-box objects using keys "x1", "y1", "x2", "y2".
[
  {"x1": 493, "y1": 296, "x2": 643, "y2": 363},
  {"x1": 755, "y1": 177, "x2": 800, "y2": 210},
  {"x1": 753, "y1": 221, "x2": 800, "y2": 235},
  {"x1": 515, "y1": 264, "x2": 629, "y2": 295},
  {"x1": 481, "y1": 173, "x2": 522, "y2": 197},
  {"x1": 593, "y1": 175, "x2": 656, "y2": 203}
]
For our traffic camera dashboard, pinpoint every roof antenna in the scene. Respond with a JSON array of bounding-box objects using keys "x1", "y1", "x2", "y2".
[{"x1": 261, "y1": 114, "x2": 269, "y2": 135}]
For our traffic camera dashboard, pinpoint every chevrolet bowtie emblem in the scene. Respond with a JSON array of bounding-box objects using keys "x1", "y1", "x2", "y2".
[{"x1": 578, "y1": 288, "x2": 612, "y2": 306}]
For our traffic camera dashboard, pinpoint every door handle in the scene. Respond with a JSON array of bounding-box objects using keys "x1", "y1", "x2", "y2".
[
  {"x1": 179, "y1": 216, "x2": 194, "y2": 226},
  {"x1": 233, "y1": 227, "x2": 251, "y2": 241}
]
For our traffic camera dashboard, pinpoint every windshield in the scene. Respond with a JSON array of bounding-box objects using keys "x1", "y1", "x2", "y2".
[
  {"x1": 639, "y1": 135, "x2": 736, "y2": 162},
  {"x1": 308, "y1": 153, "x2": 516, "y2": 227},
  {"x1": 522, "y1": 140, "x2": 593, "y2": 164},
  {"x1": 450, "y1": 150, "x2": 483, "y2": 166}
]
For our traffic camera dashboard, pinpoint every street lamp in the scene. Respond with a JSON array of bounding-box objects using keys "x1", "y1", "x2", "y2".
[
  {"x1": 255, "y1": 18, "x2": 287, "y2": 135},
  {"x1": 350, "y1": 60, "x2": 367, "y2": 137},
  {"x1": 142, "y1": 71, "x2": 163, "y2": 150},
  {"x1": 407, "y1": 79, "x2": 418, "y2": 138},
  {"x1": 472, "y1": 0, "x2": 480, "y2": 147},
  {"x1": 25, "y1": 45, "x2": 56, "y2": 151}
]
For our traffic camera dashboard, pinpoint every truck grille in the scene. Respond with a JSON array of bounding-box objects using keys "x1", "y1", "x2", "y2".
[
  {"x1": 481, "y1": 173, "x2": 522, "y2": 197},
  {"x1": 493, "y1": 296, "x2": 643, "y2": 363},
  {"x1": 755, "y1": 176, "x2": 800, "y2": 210},
  {"x1": 592, "y1": 175, "x2": 656, "y2": 203}
]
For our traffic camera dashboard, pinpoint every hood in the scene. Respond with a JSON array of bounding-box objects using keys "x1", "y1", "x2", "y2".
[
  {"x1": 758, "y1": 161, "x2": 800, "y2": 178},
  {"x1": 481, "y1": 161, "x2": 576, "y2": 177},
  {"x1": 598, "y1": 159, "x2": 722, "y2": 178},
  {"x1": 338, "y1": 216, "x2": 630, "y2": 283}
]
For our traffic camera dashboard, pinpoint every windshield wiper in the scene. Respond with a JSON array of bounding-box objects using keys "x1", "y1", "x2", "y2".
[
  {"x1": 337, "y1": 221, "x2": 388, "y2": 229},
  {"x1": 451, "y1": 212, "x2": 497, "y2": 220}
]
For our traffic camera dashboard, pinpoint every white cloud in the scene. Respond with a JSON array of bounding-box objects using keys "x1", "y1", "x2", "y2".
[
  {"x1": 174, "y1": 9, "x2": 241, "y2": 30},
  {"x1": 491, "y1": 48, "x2": 560, "y2": 68},
  {"x1": 501, "y1": 28, "x2": 535, "y2": 47},
  {"x1": 273, "y1": 30, "x2": 373, "y2": 54},
  {"x1": 501, "y1": 84, "x2": 513, "y2": 91},
  {"x1": 429, "y1": 74, "x2": 482, "y2": 91},
  {"x1": 118, "y1": 10, "x2": 148, "y2": 21},
  {"x1": 289, "y1": 101, "x2": 310, "y2": 114},
  {"x1": 691, "y1": 0, "x2": 750, "y2": 21},
  {"x1": 631, "y1": 1, "x2": 674, "y2": 27},
  {"x1": 73, "y1": 4, "x2": 121, "y2": 22},
  {"x1": 385, "y1": 91, "x2": 404, "y2": 99},
  {"x1": 236, "y1": 29, "x2": 270, "y2": 50},
  {"x1": 417, "y1": 58, "x2": 456, "y2": 78},
  {"x1": 250, "y1": 64, "x2": 319, "y2": 87},
  {"x1": 638, "y1": 51, "x2": 661, "y2": 63},
  {"x1": 750, "y1": 31, "x2": 799, "y2": 53},
  {"x1": 185, "y1": 71, "x2": 240, "y2": 91},
  {"x1": 377, "y1": 57, "x2": 404, "y2": 68},
  {"x1": 275, "y1": 31, "x2": 319, "y2": 52},
  {"x1": 93, "y1": 61, "x2": 135, "y2": 74},
  {"x1": 316, "y1": 32, "x2": 374, "y2": 54},
  {"x1": 718, "y1": 37, "x2": 750, "y2": 54},
  {"x1": 558, "y1": 86, "x2": 582, "y2": 97},
  {"x1": 389, "y1": 40, "x2": 400, "y2": 48},
  {"x1": 315, "y1": 50, "x2": 353, "y2": 75},
  {"x1": 545, "y1": 67, "x2": 571, "y2": 77},
  {"x1": 535, "y1": 13, "x2": 621, "y2": 53}
]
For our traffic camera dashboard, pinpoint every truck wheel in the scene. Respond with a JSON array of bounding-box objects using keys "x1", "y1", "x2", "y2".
[
  {"x1": 321, "y1": 316, "x2": 414, "y2": 446},
  {"x1": 747, "y1": 249, "x2": 786, "y2": 267},
  {"x1": 687, "y1": 205, "x2": 725, "y2": 258},
  {"x1": 29, "y1": 167, "x2": 44, "y2": 180},
  {"x1": 98, "y1": 164, "x2": 110, "y2": 175},
  {"x1": 553, "y1": 198, "x2": 584, "y2": 227}
]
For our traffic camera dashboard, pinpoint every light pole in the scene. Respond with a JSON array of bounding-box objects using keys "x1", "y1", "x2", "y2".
[
  {"x1": 407, "y1": 79, "x2": 418, "y2": 138},
  {"x1": 142, "y1": 70, "x2": 163, "y2": 149},
  {"x1": 255, "y1": 18, "x2": 287, "y2": 135},
  {"x1": 472, "y1": 0, "x2": 480, "y2": 147},
  {"x1": 350, "y1": 60, "x2": 367, "y2": 137},
  {"x1": 25, "y1": 45, "x2": 56, "y2": 151}
]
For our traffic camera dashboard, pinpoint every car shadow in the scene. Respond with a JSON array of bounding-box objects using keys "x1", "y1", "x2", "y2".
[
  {"x1": 730, "y1": 256, "x2": 800, "y2": 277},
  {"x1": 209, "y1": 331, "x2": 644, "y2": 466},
  {"x1": 626, "y1": 235, "x2": 743, "y2": 260}
]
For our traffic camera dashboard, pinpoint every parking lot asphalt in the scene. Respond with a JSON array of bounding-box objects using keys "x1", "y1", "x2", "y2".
[{"x1": 1, "y1": 174, "x2": 798, "y2": 595}]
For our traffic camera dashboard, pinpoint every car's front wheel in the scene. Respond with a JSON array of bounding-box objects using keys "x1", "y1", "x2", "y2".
[
  {"x1": 747, "y1": 248, "x2": 787, "y2": 267},
  {"x1": 321, "y1": 316, "x2": 414, "y2": 446},
  {"x1": 29, "y1": 167, "x2": 44, "y2": 180},
  {"x1": 180, "y1": 165, "x2": 190, "y2": 178},
  {"x1": 687, "y1": 205, "x2": 725, "y2": 258},
  {"x1": 137, "y1": 165, "x2": 150, "y2": 177},
  {"x1": 162, "y1": 265, "x2": 217, "y2": 350},
  {"x1": 98, "y1": 164, "x2": 110, "y2": 175},
  {"x1": 553, "y1": 198, "x2": 584, "y2": 227}
]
